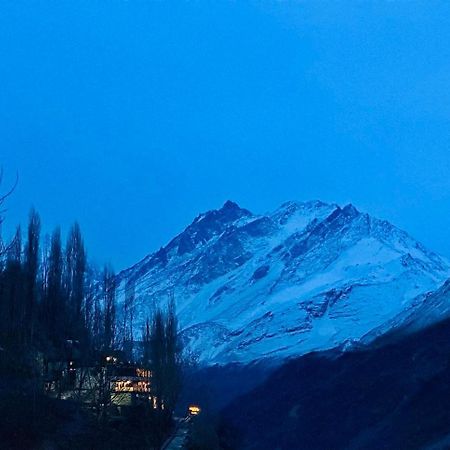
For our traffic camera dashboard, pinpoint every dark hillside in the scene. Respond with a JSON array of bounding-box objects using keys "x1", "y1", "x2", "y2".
[
  {"x1": 178, "y1": 362, "x2": 272, "y2": 415},
  {"x1": 223, "y1": 317, "x2": 450, "y2": 449}
]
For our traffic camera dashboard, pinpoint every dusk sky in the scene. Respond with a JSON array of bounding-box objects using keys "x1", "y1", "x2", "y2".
[{"x1": 2, "y1": 1, "x2": 450, "y2": 270}]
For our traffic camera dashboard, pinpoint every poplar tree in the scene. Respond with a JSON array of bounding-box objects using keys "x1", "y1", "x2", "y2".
[
  {"x1": 65, "y1": 222, "x2": 86, "y2": 342},
  {"x1": 102, "y1": 265, "x2": 116, "y2": 351},
  {"x1": 148, "y1": 296, "x2": 183, "y2": 420},
  {"x1": 44, "y1": 227, "x2": 64, "y2": 351},
  {"x1": 0, "y1": 226, "x2": 23, "y2": 353},
  {"x1": 24, "y1": 209, "x2": 40, "y2": 345}
]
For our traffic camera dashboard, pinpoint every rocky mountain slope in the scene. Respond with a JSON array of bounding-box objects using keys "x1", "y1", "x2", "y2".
[{"x1": 116, "y1": 200, "x2": 450, "y2": 364}]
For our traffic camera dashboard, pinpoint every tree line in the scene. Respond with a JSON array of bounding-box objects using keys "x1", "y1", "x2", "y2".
[
  {"x1": 0, "y1": 208, "x2": 118, "y2": 374},
  {"x1": 0, "y1": 179, "x2": 184, "y2": 449}
]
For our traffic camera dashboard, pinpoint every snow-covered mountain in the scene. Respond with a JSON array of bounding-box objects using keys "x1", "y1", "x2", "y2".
[{"x1": 116, "y1": 200, "x2": 450, "y2": 364}]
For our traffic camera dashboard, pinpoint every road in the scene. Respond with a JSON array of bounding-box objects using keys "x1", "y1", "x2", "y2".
[{"x1": 161, "y1": 417, "x2": 190, "y2": 450}]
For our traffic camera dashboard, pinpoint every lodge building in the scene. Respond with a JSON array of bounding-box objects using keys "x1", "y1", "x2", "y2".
[{"x1": 43, "y1": 348, "x2": 156, "y2": 413}]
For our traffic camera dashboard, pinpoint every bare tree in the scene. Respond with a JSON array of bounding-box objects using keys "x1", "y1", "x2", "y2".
[
  {"x1": 102, "y1": 265, "x2": 116, "y2": 352},
  {"x1": 0, "y1": 170, "x2": 18, "y2": 258},
  {"x1": 24, "y1": 209, "x2": 41, "y2": 346},
  {"x1": 146, "y1": 295, "x2": 183, "y2": 421},
  {"x1": 65, "y1": 222, "x2": 86, "y2": 343},
  {"x1": 122, "y1": 278, "x2": 136, "y2": 360},
  {"x1": 43, "y1": 228, "x2": 64, "y2": 353}
]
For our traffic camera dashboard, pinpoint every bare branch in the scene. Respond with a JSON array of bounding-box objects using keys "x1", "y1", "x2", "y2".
[
  {"x1": 0, "y1": 169, "x2": 19, "y2": 257},
  {"x1": 0, "y1": 230, "x2": 18, "y2": 258},
  {"x1": 0, "y1": 170, "x2": 18, "y2": 206}
]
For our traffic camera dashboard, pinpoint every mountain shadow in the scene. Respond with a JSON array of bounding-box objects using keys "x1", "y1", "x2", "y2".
[{"x1": 222, "y1": 315, "x2": 450, "y2": 449}]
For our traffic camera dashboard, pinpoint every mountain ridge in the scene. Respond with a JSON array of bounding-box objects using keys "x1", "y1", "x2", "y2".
[{"x1": 116, "y1": 200, "x2": 450, "y2": 365}]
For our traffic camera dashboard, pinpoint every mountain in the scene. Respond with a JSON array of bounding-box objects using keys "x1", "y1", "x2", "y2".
[
  {"x1": 116, "y1": 200, "x2": 450, "y2": 364},
  {"x1": 364, "y1": 278, "x2": 450, "y2": 344},
  {"x1": 222, "y1": 313, "x2": 450, "y2": 450}
]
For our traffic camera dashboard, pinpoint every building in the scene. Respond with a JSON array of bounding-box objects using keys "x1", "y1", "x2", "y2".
[{"x1": 109, "y1": 365, "x2": 152, "y2": 407}]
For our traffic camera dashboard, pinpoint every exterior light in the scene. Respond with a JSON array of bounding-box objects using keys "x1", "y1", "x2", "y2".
[{"x1": 188, "y1": 405, "x2": 201, "y2": 416}]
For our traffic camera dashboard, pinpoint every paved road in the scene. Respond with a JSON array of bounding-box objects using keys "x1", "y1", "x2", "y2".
[{"x1": 161, "y1": 417, "x2": 190, "y2": 450}]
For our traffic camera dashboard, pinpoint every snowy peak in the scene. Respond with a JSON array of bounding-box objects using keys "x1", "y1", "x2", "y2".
[
  {"x1": 166, "y1": 200, "x2": 252, "y2": 257},
  {"x1": 270, "y1": 200, "x2": 336, "y2": 227},
  {"x1": 117, "y1": 200, "x2": 450, "y2": 365},
  {"x1": 221, "y1": 199, "x2": 251, "y2": 217},
  {"x1": 121, "y1": 201, "x2": 253, "y2": 280},
  {"x1": 192, "y1": 200, "x2": 252, "y2": 227}
]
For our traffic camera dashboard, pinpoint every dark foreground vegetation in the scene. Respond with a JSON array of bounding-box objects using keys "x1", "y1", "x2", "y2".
[
  {"x1": 0, "y1": 384, "x2": 173, "y2": 449},
  {"x1": 0, "y1": 180, "x2": 183, "y2": 449}
]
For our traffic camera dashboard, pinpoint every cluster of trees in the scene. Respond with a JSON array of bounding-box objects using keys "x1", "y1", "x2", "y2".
[
  {"x1": 142, "y1": 295, "x2": 182, "y2": 438},
  {"x1": 0, "y1": 206, "x2": 118, "y2": 375},
  {"x1": 0, "y1": 179, "x2": 184, "y2": 449}
]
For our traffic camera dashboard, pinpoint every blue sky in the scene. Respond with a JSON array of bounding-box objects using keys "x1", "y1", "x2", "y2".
[{"x1": 1, "y1": 1, "x2": 450, "y2": 269}]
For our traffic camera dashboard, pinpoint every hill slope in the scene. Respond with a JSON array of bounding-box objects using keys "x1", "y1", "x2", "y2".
[{"x1": 223, "y1": 309, "x2": 450, "y2": 449}]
